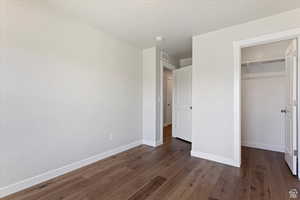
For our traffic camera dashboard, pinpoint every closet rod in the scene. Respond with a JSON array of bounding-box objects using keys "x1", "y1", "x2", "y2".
[{"x1": 242, "y1": 58, "x2": 285, "y2": 66}]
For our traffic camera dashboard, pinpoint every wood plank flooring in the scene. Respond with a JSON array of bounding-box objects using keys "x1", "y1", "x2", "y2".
[{"x1": 3, "y1": 139, "x2": 300, "y2": 200}]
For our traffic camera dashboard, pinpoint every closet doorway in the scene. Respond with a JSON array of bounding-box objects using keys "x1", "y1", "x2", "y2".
[{"x1": 241, "y1": 39, "x2": 298, "y2": 175}]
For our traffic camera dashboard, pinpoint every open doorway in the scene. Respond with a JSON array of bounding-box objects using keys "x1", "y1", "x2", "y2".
[
  {"x1": 159, "y1": 52, "x2": 193, "y2": 145},
  {"x1": 163, "y1": 68, "x2": 173, "y2": 143},
  {"x1": 240, "y1": 38, "x2": 298, "y2": 176}
]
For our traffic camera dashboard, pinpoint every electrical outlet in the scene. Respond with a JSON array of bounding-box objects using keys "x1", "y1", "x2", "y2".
[{"x1": 109, "y1": 133, "x2": 113, "y2": 141}]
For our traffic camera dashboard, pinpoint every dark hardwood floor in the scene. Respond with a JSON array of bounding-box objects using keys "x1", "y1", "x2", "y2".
[{"x1": 3, "y1": 138, "x2": 300, "y2": 200}]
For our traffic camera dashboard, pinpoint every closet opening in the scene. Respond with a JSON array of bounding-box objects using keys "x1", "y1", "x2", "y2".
[{"x1": 241, "y1": 39, "x2": 298, "y2": 175}]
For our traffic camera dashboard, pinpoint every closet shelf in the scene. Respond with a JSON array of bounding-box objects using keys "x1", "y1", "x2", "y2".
[
  {"x1": 242, "y1": 72, "x2": 286, "y2": 80},
  {"x1": 242, "y1": 57, "x2": 285, "y2": 66}
]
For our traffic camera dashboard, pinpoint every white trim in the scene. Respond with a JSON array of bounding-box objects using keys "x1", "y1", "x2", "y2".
[
  {"x1": 236, "y1": 28, "x2": 300, "y2": 48},
  {"x1": 172, "y1": 69, "x2": 176, "y2": 139},
  {"x1": 142, "y1": 139, "x2": 163, "y2": 147},
  {"x1": 233, "y1": 28, "x2": 300, "y2": 170},
  {"x1": 0, "y1": 140, "x2": 142, "y2": 198},
  {"x1": 233, "y1": 42, "x2": 241, "y2": 168},
  {"x1": 164, "y1": 123, "x2": 171, "y2": 127},
  {"x1": 142, "y1": 139, "x2": 156, "y2": 147},
  {"x1": 242, "y1": 142, "x2": 284, "y2": 152},
  {"x1": 298, "y1": 36, "x2": 300, "y2": 180},
  {"x1": 191, "y1": 151, "x2": 237, "y2": 167},
  {"x1": 160, "y1": 50, "x2": 164, "y2": 145}
]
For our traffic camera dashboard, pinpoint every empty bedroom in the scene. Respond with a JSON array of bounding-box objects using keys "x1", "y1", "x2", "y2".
[{"x1": 2, "y1": 0, "x2": 300, "y2": 199}]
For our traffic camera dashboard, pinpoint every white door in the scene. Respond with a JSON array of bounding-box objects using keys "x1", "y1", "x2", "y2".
[
  {"x1": 284, "y1": 39, "x2": 298, "y2": 175},
  {"x1": 173, "y1": 66, "x2": 192, "y2": 142},
  {"x1": 166, "y1": 78, "x2": 173, "y2": 125}
]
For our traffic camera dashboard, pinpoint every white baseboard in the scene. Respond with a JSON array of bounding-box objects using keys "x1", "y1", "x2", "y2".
[
  {"x1": 142, "y1": 139, "x2": 156, "y2": 147},
  {"x1": 191, "y1": 150, "x2": 237, "y2": 167},
  {"x1": 164, "y1": 123, "x2": 171, "y2": 127},
  {"x1": 242, "y1": 141, "x2": 284, "y2": 152},
  {"x1": 142, "y1": 140, "x2": 163, "y2": 147},
  {"x1": 0, "y1": 140, "x2": 142, "y2": 198}
]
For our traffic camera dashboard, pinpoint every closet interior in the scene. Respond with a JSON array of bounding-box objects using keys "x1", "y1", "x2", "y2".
[{"x1": 241, "y1": 40, "x2": 292, "y2": 153}]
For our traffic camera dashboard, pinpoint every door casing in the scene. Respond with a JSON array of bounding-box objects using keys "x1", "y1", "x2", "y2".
[{"x1": 233, "y1": 28, "x2": 300, "y2": 175}]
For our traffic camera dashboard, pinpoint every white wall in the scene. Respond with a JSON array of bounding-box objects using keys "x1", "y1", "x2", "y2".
[
  {"x1": 242, "y1": 74, "x2": 286, "y2": 152},
  {"x1": 192, "y1": 8, "x2": 300, "y2": 165},
  {"x1": 179, "y1": 58, "x2": 192, "y2": 68},
  {"x1": 142, "y1": 47, "x2": 159, "y2": 145},
  {"x1": 142, "y1": 47, "x2": 166, "y2": 147},
  {"x1": 0, "y1": 0, "x2": 142, "y2": 194},
  {"x1": 242, "y1": 40, "x2": 291, "y2": 63}
]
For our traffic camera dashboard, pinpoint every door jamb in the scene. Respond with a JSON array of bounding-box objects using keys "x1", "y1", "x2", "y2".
[{"x1": 233, "y1": 28, "x2": 300, "y2": 172}]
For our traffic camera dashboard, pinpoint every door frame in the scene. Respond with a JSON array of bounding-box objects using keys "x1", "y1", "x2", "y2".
[
  {"x1": 159, "y1": 60, "x2": 175, "y2": 145},
  {"x1": 233, "y1": 28, "x2": 300, "y2": 174}
]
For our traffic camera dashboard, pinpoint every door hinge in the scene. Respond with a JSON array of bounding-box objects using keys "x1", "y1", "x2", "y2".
[{"x1": 294, "y1": 150, "x2": 298, "y2": 156}]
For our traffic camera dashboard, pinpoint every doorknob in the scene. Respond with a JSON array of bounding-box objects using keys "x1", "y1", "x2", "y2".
[
  {"x1": 190, "y1": 106, "x2": 192, "y2": 110},
  {"x1": 281, "y1": 109, "x2": 287, "y2": 113}
]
